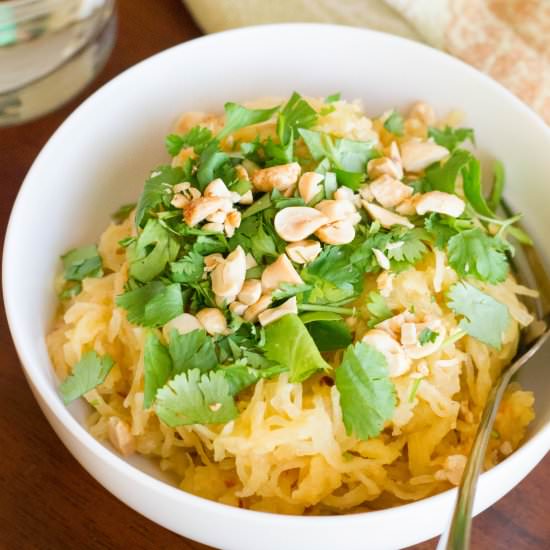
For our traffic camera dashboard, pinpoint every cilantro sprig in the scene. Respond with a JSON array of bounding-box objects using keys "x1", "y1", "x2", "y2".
[{"x1": 335, "y1": 342, "x2": 396, "y2": 440}]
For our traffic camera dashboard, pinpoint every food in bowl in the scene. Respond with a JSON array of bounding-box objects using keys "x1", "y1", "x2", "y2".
[{"x1": 46, "y1": 92, "x2": 536, "y2": 515}]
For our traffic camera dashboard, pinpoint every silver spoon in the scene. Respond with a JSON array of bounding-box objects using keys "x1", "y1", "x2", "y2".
[
  {"x1": 438, "y1": 210, "x2": 550, "y2": 550},
  {"x1": 437, "y1": 318, "x2": 550, "y2": 550}
]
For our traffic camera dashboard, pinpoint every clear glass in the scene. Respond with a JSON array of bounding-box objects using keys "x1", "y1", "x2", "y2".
[{"x1": 0, "y1": 0, "x2": 116, "y2": 126}]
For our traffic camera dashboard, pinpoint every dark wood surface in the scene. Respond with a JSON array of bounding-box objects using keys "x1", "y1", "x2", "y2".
[{"x1": 0, "y1": 1, "x2": 548, "y2": 549}]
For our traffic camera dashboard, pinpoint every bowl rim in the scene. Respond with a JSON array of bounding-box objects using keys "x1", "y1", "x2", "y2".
[{"x1": 4, "y1": 22, "x2": 550, "y2": 527}]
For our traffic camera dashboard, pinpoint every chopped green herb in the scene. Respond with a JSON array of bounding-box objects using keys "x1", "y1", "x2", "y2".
[
  {"x1": 264, "y1": 314, "x2": 330, "y2": 382},
  {"x1": 143, "y1": 332, "x2": 173, "y2": 408},
  {"x1": 306, "y1": 318, "x2": 353, "y2": 352},
  {"x1": 165, "y1": 126, "x2": 213, "y2": 157},
  {"x1": 383, "y1": 111, "x2": 404, "y2": 136},
  {"x1": 111, "y1": 203, "x2": 136, "y2": 224},
  {"x1": 221, "y1": 362, "x2": 288, "y2": 395},
  {"x1": 425, "y1": 149, "x2": 472, "y2": 194},
  {"x1": 116, "y1": 281, "x2": 183, "y2": 327},
  {"x1": 488, "y1": 160, "x2": 505, "y2": 212},
  {"x1": 218, "y1": 102, "x2": 280, "y2": 140},
  {"x1": 418, "y1": 328, "x2": 439, "y2": 345},
  {"x1": 135, "y1": 165, "x2": 185, "y2": 227},
  {"x1": 462, "y1": 157, "x2": 495, "y2": 217},
  {"x1": 366, "y1": 292, "x2": 393, "y2": 326},
  {"x1": 408, "y1": 377, "x2": 424, "y2": 403},
  {"x1": 127, "y1": 219, "x2": 180, "y2": 282},
  {"x1": 447, "y1": 282, "x2": 510, "y2": 349},
  {"x1": 335, "y1": 342, "x2": 396, "y2": 440},
  {"x1": 170, "y1": 251, "x2": 204, "y2": 284},
  {"x1": 447, "y1": 228, "x2": 509, "y2": 283},
  {"x1": 59, "y1": 351, "x2": 114, "y2": 405},
  {"x1": 62, "y1": 245, "x2": 103, "y2": 281},
  {"x1": 156, "y1": 369, "x2": 238, "y2": 427},
  {"x1": 325, "y1": 92, "x2": 341, "y2": 103},
  {"x1": 168, "y1": 328, "x2": 217, "y2": 374},
  {"x1": 428, "y1": 126, "x2": 475, "y2": 152}
]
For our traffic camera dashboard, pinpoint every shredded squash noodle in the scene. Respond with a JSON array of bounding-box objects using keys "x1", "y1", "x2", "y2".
[{"x1": 47, "y1": 95, "x2": 535, "y2": 514}]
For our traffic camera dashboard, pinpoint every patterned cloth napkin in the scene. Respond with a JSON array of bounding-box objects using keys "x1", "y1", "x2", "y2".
[{"x1": 184, "y1": 0, "x2": 550, "y2": 124}]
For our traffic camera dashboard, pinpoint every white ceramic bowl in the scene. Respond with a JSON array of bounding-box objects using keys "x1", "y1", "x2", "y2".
[{"x1": 4, "y1": 24, "x2": 550, "y2": 550}]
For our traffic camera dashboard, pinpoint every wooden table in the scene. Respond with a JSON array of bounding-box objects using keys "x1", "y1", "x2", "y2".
[{"x1": 1, "y1": 1, "x2": 548, "y2": 548}]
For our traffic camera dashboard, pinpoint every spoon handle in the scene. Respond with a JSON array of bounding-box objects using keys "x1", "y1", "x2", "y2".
[{"x1": 437, "y1": 365, "x2": 513, "y2": 550}]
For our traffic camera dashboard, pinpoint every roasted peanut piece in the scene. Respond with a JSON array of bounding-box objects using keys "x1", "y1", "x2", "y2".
[
  {"x1": 251, "y1": 162, "x2": 301, "y2": 193},
  {"x1": 211, "y1": 245, "x2": 247, "y2": 298},
  {"x1": 274, "y1": 206, "x2": 329, "y2": 242},
  {"x1": 162, "y1": 313, "x2": 203, "y2": 341},
  {"x1": 107, "y1": 417, "x2": 135, "y2": 456},
  {"x1": 184, "y1": 197, "x2": 233, "y2": 226},
  {"x1": 363, "y1": 201, "x2": 414, "y2": 229},
  {"x1": 238, "y1": 279, "x2": 262, "y2": 306},
  {"x1": 224, "y1": 210, "x2": 242, "y2": 238},
  {"x1": 370, "y1": 174, "x2": 413, "y2": 208},
  {"x1": 229, "y1": 301, "x2": 248, "y2": 316},
  {"x1": 315, "y1": 220, "x2": 355, "y2": 245},
  {"x1": 372, "y1": 248, "x2": 390, "y2": 270},
  {"x1": 400, "y1": 139, "x2": 449, "y2": 173},
  {"x1": 367, "y1": 157, "x2": 403, "y2": 181},
  {"x1": 315, "y1": 199, "x2": 359, "y2": 225},
  {"x1": 258, "y1": 297, "x2": 298, "y2": 326},
  {"x1": 285, "y1": 240, "x2": 321, "y2": 264},
  {"x1": 415, "y1": 191, "x2": 465, "y2": 218},
  {"x1": 196, "y1": 308, "x2": 228, "y2": 335},
  {"x1": 243, "y1": 294, "x2": 272, "y2": 323},
  {"x1": 204, "y1": 178, "x2": 232, "y2": 198},
  {"x1": 261, "y1": 254, "x2": 304, "y2": 291},
  {"x1": 298, "y1": 172, "x2": 324, "y2": 204},
  {"x1": 362, "y1": 329, "x2": 411, "y2": 377}
]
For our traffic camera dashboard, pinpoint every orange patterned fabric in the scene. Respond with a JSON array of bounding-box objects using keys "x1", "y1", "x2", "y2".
[
  {"x1": 446, "y1": 0, "x2": 550, "y2": 122},
  {"x1": 184, "y1": 0, "x2": 550, "y2": 123}
]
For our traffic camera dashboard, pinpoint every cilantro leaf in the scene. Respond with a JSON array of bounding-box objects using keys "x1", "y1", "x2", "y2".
[
  {"x1": 335, "y1": 342, "x2": 396, "y2": 440},
  {"x1": 62, "y1": 245, "x2": 103, "y2": 281},
  {"x1": 305, "y1": 318, "x2": 352, "y2": 352},
  {"x1": 127, "y1": 219, "x2": 180, "y2": 282},
  {"x1": 447, "y1": 282, "x2": 510, "y2": 349},
  {"x1": 386, "y1": 228, "x2": 429, "y2": 265},
  {"x1": 425, "y1": 213, "x2": 458, "y2": 249},
  {"x1": 488, "y1": 160, "x2": 505, "y2": 212},
  {"x1": 165, "y1": 126, "x2": 213, "y2": 157},
  {"x1": 111, "y1": 203, "x2": 136, "y2": 224},
  {"x1": 428, "y1": 126, "x2": 475, "y2": 152},
  {"x1": 462, "y1": 157, "x2": 495, "y2": 217},
  {"x1": 350, "y1": 231, "x2": 391, "y2": 274},
  {"x1": 425, "y1": 149, "x2": 471, "y2": 194},
  {"x1": 303, "y1": 245, "x2": 364, "y2": 305},
  {"x1": 325, "y1": 92, "x2": 341, "y2": 103},
  {"x1": 264, "y1": 314, "x2": 330, "y2": 382},
  {"x1": 298, "y1": 128, "x2": 377, "y2": 173},
  {"x1": 168, "y1": 328, "x2": 217, "y2": 374},
  {"x1": 221, "y1": 362, "x2": 288, "y2": 395},
  {"x1": 366, "y1": 292, "x2": 393, "y2": 326},
  {"x1": 272, "y1": 282, "x2": 312, "y2": 301},
  {"x1": 418, "y1": 328, "x2": 439, "y2": 345},
  {"x1": 218, "y1": 102, "x2": 280, "y2": 140},
  {"x1": 143, "y1": 332, "x2": 173, "y2": 408},
  {"x1": 135, "y1": 166, "x2": 185, "y2": 227},
  {"x1": 447, "y1": 228, "x2": 509, "y2": 283},
  {"x1": 156, "y1": 369, "x2": 238, "y2": 427},
  {"x1": 383, "y1": 111, "x2": 404, "y2": 136},
  {"x1": 277, "y1": 92, "x2": 317, "y2": 146},
  {"x1": 116, "y1": 282, "x2": 183, "y2": 327},
  {"x1": 170, "y1": 251, "x2": 204, "y2": 284},
  {"x1": 59, "y1": 351, "x2": 114, "y2": 405},
  {"x1": 196, "y1": 140, "x2": 230, "y2": 190}
]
